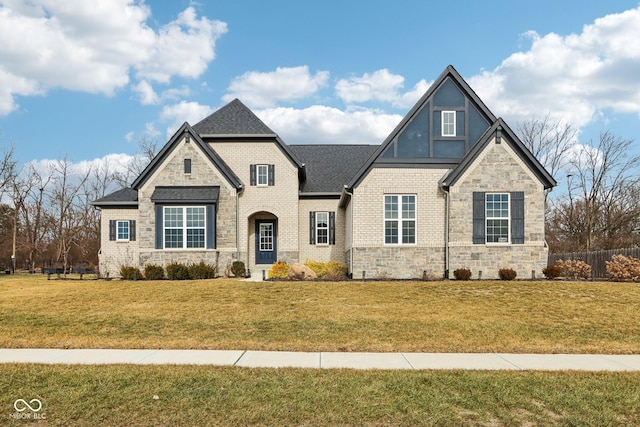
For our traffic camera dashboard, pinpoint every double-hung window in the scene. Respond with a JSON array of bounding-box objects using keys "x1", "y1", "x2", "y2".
[
  {"x1": 164, "y1": 206, "x2": 206, "y2": 249},
  {"x1": 485, "y1": 193, "x2": 509, "y2": 243},
  {"x1": 384, "y1": 195, "x2": 416, "y2": 244},
  {"x1": 116, "y1": 220, "x2": 130, "y2": 241},
  {"x1": 315, "y1": 212, "x2": 329, "y2": 245},
  {"x1": 442, "y1": 111, "x2": 456, "y2": 136},
  {"x1": 257, "y1": 165, "x2": 269, "y2": 186}
]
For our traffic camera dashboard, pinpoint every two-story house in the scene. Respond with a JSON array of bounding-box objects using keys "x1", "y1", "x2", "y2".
[{"x1": 92, "y1": 65, "x2": 555, "y2": 279}]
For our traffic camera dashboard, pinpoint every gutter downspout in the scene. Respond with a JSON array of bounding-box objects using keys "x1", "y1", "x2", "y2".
[
  {"x1": 442, "y1": 185, "x2": 450, "y2": 279},
  {"x1": 344, "y1": 187, "x2": 354, "y2": 278}
]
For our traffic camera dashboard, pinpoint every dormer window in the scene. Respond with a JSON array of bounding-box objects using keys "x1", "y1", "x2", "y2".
[{"x1": 442, "y1": 111, "x2": 456, "y2": 137}]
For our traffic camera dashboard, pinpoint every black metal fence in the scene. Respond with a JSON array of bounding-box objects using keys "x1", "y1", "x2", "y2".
[
  {"x1": 0, "y1": 258, "x2": 95, "y2": 274},
  {"x1": 549, "y1": 247, "x2": 640, "y2": 279}
]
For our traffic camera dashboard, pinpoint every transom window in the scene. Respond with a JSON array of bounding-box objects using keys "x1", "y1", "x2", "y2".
[
  {"x1": 164, "y1": 206, "x2": 206, "y2": 249},
  {"x1": 384, "y1": 195, "x2": 416, "y2": 244},
  {"x1": 257, "y1": 165, "x2": 269, "y2": 186},
  {"x1": 116, "y1": 220, "x2": 129, "y2": 241},
  {"x1": 316, "y1": 212, "x2": 329, "y2": 245},
  {"x1": 486, "y1": 193, "x2": 509, "y2": 243},
  {"x1": 442, "y1": 111, "x2": 456, "y2": 136}
]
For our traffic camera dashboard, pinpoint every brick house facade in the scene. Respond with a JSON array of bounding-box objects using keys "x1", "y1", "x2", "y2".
[{"x1": 92, "y1": 65, "x2": 555, "y2": 279}]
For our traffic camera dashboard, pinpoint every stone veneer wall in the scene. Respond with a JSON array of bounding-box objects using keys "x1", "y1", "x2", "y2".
[
  {"x1": 448, "y1": 137, "x2": 548, "y2": 279},
  {"x1": 298, "y1": 199, "x2": 347, "y2": 264},
  {"x1": 135, "y1": 135, "x2": 239, "y2": 275},
  {"x1": 98, "y1": 208, "x2": 139, "y2": 277},
  {"x1": 350, "y1": 167, "x2": 449, "y2": 279}
]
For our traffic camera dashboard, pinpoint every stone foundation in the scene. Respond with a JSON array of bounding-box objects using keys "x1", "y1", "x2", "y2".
[
  {"x1": 351, "y1": 247, "x2": 445, "y2": 280},
  {"x1": 448, "y1": 243, "x2": 548, "y2": 280}
]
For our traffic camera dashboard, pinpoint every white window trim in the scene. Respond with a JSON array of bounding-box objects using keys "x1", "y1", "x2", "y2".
[
  {"x1": 383, "y1": 194, "x2": 417, "y2": 246},
  {"x1": 442, "y1": 110, "x2": 456, "y2": 137},
  {"x1": 116, "y1": 220, "x2": 130, "y2": 242},
  {"x1": 163, "y1": 206, "x2": 207, "y2": 250},
  {"x1": 315, "y1": 211, "x2": 329, "y2": 246},
  {"x1": 485, "y1": 193, "x2": 510, "y2": 244},
  {"x1": 256, "y1": 164, "x2": 269, "y2": 187}
]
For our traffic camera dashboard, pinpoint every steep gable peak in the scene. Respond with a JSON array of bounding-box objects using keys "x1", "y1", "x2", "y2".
[{"x1": 192, "y1": 98, "x2": 276, "y2": 136}]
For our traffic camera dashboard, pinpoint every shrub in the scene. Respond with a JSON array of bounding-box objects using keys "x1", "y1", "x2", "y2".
[
  {"x1": 498, "y1": 268, "x2": 517, "y2": 281},
  {"x1": 606, "y1": 254, "x2": 640, "y2": 281},
  {"x1": 305, "y1": 260, "x2": 348, "y2": 280},
  {"x1": 120, "y1": 266, "x2": 143, "y2": 280},
  {"x1": 556, "y1": 259, "x2": 592, "y2": 280},
  {"x1": 166, "y1": 262, "x2": 190, "y2": 280},
  {"x1": 188, "y1": 261, "x2": 216, "y2": 280},
  {"x1": 542, "y1": 264, "x2": 563, "y2": 279},
  {"x1": 144, "y1": 264, "x2": 165, "y2": 280},
  {"x1": 268, "y1": 261, "x2": 290, "y2": 279},
  {"x1": 453, "y1": 268, "x2": 472, "y2": 280},
  {"x1": 231, "y1": 261, "x2": 246, "y2": 278}
]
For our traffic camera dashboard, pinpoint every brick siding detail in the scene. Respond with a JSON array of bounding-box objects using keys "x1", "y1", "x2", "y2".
[
  {"x1": 298, "y1": 199, "x2": 346, "y2": 264},
  {"x1": 98, "y1": 208, "x2": 139, "y2": 277}
]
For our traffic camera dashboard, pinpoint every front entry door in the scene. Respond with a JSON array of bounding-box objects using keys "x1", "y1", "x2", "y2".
[{"x1": 255, "y1": 220, "x2": 277, "y2": 265}]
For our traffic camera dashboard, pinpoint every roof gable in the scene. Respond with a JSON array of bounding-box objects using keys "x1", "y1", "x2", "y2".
[
  {"x1": 192, "y1": 98, "x2": 276, "y2": 136},
  {"x1": 440, "y1": 118, "x2": 556, "y2": 190},
  {"x1": 347, "y1": 65, "x2": 497, "y2": 189},
  {"x1": 131, "y1": 122, "x2": 242, "y2": 190}
]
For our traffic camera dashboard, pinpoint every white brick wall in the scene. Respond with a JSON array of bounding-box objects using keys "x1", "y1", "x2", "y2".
[
  {"x1": 298, "y1": 199, "x2": 346, "y2": 264},
  {"x1": 98, "y1": 208, "x2": 139, "y2": 277}
]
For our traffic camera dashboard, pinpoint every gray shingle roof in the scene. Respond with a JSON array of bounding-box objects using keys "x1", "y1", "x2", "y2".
[
  {"x1": 90, "y1": 187, "x2": 138, "y2": 207},
  {"x1": 151, "y1": 186, "x2": 220, "y2": 203},
  {"x1": 192, "y1": 99, "x2": 276, "y2": 135},
  {"x1": 290, "y1": 145, "x2": 378, "y2": 193}
]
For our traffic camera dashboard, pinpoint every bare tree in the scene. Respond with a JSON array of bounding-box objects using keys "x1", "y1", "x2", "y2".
[{"x1": 114, "y1": 135, "x2": 159, "y2": 188}]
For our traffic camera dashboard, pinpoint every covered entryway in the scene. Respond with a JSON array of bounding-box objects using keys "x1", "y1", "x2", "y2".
[{"x1": 255, "y1": 219, "x2": 277, "y2": 265}]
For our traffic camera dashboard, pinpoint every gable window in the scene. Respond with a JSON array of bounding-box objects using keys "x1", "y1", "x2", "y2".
[
  {"x1": 384, "y1": 195, "x2": 416, "y2": 244},
  {"x1": 163, "y1": 206, "x2": 206, "y2": 249},
  {"x1": 486, "y1": 193, "x2": 509, "y2": 243},
  {"x1": 109, "y1": 220, "x2": 136, "y2": 242},
  {"x1": 184, "y1": 158, "x2": 192, "y2": 174},
  {"x1": 309, "y1": 211, "x2": 336, "y2": 245},
  {"x1": 442, "y1": 111, "x2": 456, "y2": 136},
  {"x1": 250, "y1": 164, "x2": 275, "y2": 186}
]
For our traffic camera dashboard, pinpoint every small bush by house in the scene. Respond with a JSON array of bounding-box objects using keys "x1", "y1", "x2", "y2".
[
  {"x1": 556, "y1": 259, "x2": 592, "y2": 280},
  {"x1": 144, "y1": 264, "x2": 165, "y2": 280},
  {"x1": 231, "y1": 261, "x2": 246, "y2": 278},
  {"x1": 606, "y1": 254, "x2": 640, "y2": 281},
  {"x1": 542, "y1": 264, "x2": 563, "y2": 280},
  {"x1": 268, "y1": 261, "x2": 290, "y2": 279},
  {"x1": 120, "y1": 266, "x2": 143, "y2": 280},
  {"x1": 188, "y1": 261, "x2": 217, "y2": 280},
  {"x1": 166, "y1": 262, "x2": 190, "y2": 280},
  {"x1": 498, "y1": 268, "x2": 517, "y2": 281},
  {"x1": 305, "y1": 260, "x2": 348, "y2": 280},
  {"x1": 453, "y1": 268, "x2": 472, "y2": 280}
]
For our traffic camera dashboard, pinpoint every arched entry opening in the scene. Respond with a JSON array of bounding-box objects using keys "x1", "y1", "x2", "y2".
[{"x1": 248, "y1": 211, "x2": 278, "y2": 269}]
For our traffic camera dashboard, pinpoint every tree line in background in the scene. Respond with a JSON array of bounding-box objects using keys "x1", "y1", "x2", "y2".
[
  {"x1": 0, "y1": 120, "x2": 638, "y2": 272},
  {"x1": 0, "y1": 136, "x2": 157, "y2": 272}
]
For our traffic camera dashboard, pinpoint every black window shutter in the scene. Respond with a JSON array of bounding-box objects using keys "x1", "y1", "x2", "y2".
[
  {"x1": 329, "y1": 211, "x2": 336, "y2": 245},
  {"x1": 206, "y1": 204, "x2": 215, "y2": 249},
  {"x1": 309, "y1": 211, "x2": 316, "y2": 244},
  {"x1": 250, "y1": 164, "x2": 256, "y2": 186},
  {"x1": 472, "y1": 192, "x2": 486, "y2": 244},
  {"x1": 511, "y1": 191, "x2": 525, "y2": 244},
  {"x1": 109, "y1": 220, "x2": 116, "y2": 241},
  {"x1": 268, "y1": 164, "x2": 275, "y2": 186},
  {"x1": 155, "y1": 205, "x2": 163, "y2": 249},
  {"x1": 130, "y1": 220, "x2": 136, "y2": 241}
]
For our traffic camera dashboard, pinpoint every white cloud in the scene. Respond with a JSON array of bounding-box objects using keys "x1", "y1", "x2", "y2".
[
  {"x1": 159, "y1": 101, "x2": 214, "y2": 137},
  {"x1": 468, "y1": 5, "x2": 640, "y2": 129},
  {"x1": 256, "y1": 105, "x2": 402, "y2": 145},
  {"x1": 223, "y1": 66, "x2": 330, "y2": 108},
  {"x1": 335, "y1": 69, "x2": 429, "y2": 109},
  {"x1": 132, "y1": 80, "x2": 159, "y2": 105},
  {"x1": 0, "y1": 1, "x2": 226, "y2": 114}
]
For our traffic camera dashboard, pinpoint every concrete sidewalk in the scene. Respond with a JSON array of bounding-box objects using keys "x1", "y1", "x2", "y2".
[{"x1": 1, "y1": 349, "x2": 640, "y2": 371}]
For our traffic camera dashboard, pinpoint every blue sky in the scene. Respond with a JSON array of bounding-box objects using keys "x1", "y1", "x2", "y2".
[{"x1": 0, "y1": 0, "x2": 639, "y2": 181}]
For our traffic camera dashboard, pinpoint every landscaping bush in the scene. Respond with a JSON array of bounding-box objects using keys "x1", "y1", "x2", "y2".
[
  {"x1": 606, "y1": 254, "x2": 640, "y2": 281},
  {"x1": 231, "y1": 261, "x2": 246, "y2": 278},
  {"x1": 453, "y1": 268, "x2": 472, "y2": 280},
  {"x1": 556, "y1": 259, "x2": 592, "y2": 280},
  {"x1": 498, "y1": 268, "x2": 517, "y2": 281},
  {"x1": 268, "y1": 261, "x2": 290, "y2": 279},
  {"x1": 305, "y1": 260, "x2": 348, "y2": 280},
  {"x1": 120, "y1": 266, "x2": 143, "y2": 280},
  {"x1": 144, "y1": 264, "x2": 165, "y2": 280},
  {"x1": 188, "y1": 261, "x2": 216, "y2": 280},
  {"x1": 166, "y1": 262, "x2": 190, "y2": 280},
  {"x1": 542, "y1": 264, "x2": 563, "y2": 279}
]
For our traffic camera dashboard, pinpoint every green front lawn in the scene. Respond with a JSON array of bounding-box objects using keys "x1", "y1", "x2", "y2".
[{"x1": 1, "y1": 274, "x2": 639, "y2": 353}]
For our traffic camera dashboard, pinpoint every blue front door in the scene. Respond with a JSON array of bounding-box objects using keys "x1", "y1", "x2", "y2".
[{"x1": 255, "y1": 220, "x2": 277, "y2": 265}]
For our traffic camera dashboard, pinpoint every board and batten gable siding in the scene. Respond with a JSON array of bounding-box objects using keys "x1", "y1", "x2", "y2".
[
  {"x1": 99, "y1": 208, "x2": 139, "y2": 277},
  {"x1": 136, "y1": 135, "x2": 238, "y2": 269},
  {"x1": 447, "y1": 135, "x2": 547, "y2": 279},
  {"x1": 209, "y1": 141, "x2": 300, "y2": 268},
  {"x1": 349, "y1": 167, "x2": 448, "y2": 279}
]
